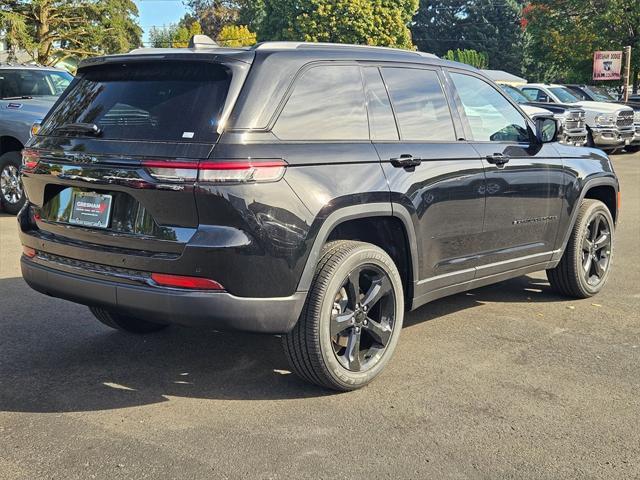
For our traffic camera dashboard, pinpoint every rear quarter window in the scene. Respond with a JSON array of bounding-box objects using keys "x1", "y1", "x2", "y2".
[
  {"x1": 273, "y1": 65, "x2": 369, "y2": 141},
  {"x1": 40, "y1": 61, "x2": 232, "y2": 143}
]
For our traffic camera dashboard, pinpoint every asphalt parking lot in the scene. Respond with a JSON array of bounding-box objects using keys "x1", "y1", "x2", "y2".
[{"x1": 1, "y1": 154, "x2": 639, "y2": 480}]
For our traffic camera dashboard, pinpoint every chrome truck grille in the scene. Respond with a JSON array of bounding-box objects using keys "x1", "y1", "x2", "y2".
[
  {"x1": 560, "y1": 109, "x2": 587, "y2": 146},
  {"x1": 564, "y1": 110, "x2": 586, "y2": 131},
  {"x1": 616, "y1": 110, "x2": 634, "y2": 128}
]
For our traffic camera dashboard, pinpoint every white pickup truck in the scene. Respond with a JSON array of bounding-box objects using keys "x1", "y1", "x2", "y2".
[{"x1": 521, "y1": 83, "x2": 634, "y2": 152}]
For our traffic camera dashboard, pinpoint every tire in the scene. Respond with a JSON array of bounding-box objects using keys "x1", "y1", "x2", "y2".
[
  {"x1": 89, "y1": 306, "x2": 169, "y2": 334},
  {"x1": 547, "y1": 199, "x2": 614, "y2": 298},
  {"x1": 283, "y1": 240, "x2": 404, "y2": 391},
  {"x1": 625, "y1": 145, "x2": 640, "y2": 153},
  {"x1": 0, "y1": 151, "x2": 25, "y2": 215}
]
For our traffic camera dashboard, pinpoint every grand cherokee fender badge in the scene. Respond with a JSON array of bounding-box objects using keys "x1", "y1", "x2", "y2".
[{"x1": 513, "y1": 215, "x2": 558, "y2": 225}]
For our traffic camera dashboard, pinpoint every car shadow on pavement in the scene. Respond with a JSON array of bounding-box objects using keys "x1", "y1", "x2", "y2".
[
  {"x1": 0, "y1": 273, "x2": 565, "y2": 413},
  {"x1": 403, "y1": 273, "x2": 565, "y2": 328}
]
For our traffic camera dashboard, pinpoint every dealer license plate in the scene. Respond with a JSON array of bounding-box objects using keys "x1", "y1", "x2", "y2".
[{"x1": 68, "y1": 192, "x2": 112, "y2": 229}]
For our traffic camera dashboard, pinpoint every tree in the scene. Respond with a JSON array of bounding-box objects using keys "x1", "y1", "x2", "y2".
[
  {"x1": 412, "y1": 0, "x2": 525, "y2": 73},
  {"x1": 257, "y1": 0, "x2": 418, "y2": 49},
  {"x1": 149, "y1": 24, "x2": 178, "y2": 48},
  {"x1": 149, "y1": 21, "x2": 202, "y2": 48},
  {"x1": 523, "y1": 0, "x2": 640, "y2": 90},
  {"x1": 173, "y1": 21, "x2": 203, "y2": 48},
  {"x1": 443, "y1": 48, "x2": 488, "y2": 68},
  {"x1": 218, "y1": 24, "x2": 256, "y2": 47},
  {"x1": 237, "y1": 0, "x2": 265, "y2": 33},
  {"x1": 0, "y1": 0, "x2": 142, "y2": 65},
  {"x1": 181, "y1": 1, "x2": 241, "y2": 38}
]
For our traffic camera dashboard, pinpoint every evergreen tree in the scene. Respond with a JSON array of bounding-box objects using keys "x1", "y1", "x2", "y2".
[
  {"x1": 412, "y1": 0, "x2": 524, "y2": 73},
  {"x1": 0, "y1": 0, "x2": 142, "y2": 65},
  {"x1": 443, "y1": 48, "x2": 488, "y2": 68}
]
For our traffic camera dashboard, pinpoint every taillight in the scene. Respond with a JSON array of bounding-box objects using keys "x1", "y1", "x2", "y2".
[
  {"x1": 142, "y1": 159, "x2": 287, "y2": 184},
  {"x1": 22, "y1": 246, "x2": 36, "y2": 258},
  {"x1": 21, "y1": 149, "x2": 40, "y2": 172},
  {"x1": 150, "y1": 273, "x2": 224, "y2": 291}
]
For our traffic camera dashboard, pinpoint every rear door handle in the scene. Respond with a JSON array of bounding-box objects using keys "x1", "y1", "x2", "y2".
[
  {"x1": 485, "y1": 153, "x2": 510, "y2": 167},
  {"x1": 390, "y1": 154, "x2": 422, "y2": 168}
]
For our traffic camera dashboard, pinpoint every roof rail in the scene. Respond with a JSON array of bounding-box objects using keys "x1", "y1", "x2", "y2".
[{"x1": 253, "y1": 41, "x2": 438, "y2": 58}]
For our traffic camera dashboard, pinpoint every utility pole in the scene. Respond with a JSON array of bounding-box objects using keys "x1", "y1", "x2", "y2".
[{"x1": 623, "y1": 45, "x2": 632, "y2": 102}]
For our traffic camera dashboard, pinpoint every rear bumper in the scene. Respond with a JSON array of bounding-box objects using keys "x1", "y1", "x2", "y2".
[{"x1": 21, "y1": 256, "x2": 306, "y2": 334}]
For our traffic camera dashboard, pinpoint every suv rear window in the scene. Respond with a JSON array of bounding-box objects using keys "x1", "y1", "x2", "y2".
[{"x1": 40, "y1": 61, "x2": 231, "y2": 143}]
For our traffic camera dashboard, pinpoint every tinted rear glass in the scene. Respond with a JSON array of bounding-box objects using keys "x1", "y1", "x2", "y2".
[
  {"x1": 273, "y1": 65, "x2": 369, "y2": 141},
  {"x1": 40, "y1": 61, "x2": 231, "y2": 143}
]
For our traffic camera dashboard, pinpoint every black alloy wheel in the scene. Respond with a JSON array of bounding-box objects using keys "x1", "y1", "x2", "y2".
[
  {"x1": 547, "y1": 199, "x2": 614, "y2": 298},
  {"x1": 580, "y1": 212, "x2": 612, "y2": 287},
  {"x1": 330, "y1": 265, "x2": 396, "y2": 372},
  {"x1": 283, "y1": 240, "x2": 404, "y2": 391}
]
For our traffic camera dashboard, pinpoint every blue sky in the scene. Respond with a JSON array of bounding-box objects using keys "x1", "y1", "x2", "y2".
[{"x1": 134, "y1": 0, "x2": 187, "y2": 44}]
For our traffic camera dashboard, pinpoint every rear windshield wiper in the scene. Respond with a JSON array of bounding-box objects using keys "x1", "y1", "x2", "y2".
[
  {"x1": 2, "y1": 95, "x2": 33, "y2": 100},
  {"x1": 52, "y1": 122, "x2": 102, "y2": 136}
]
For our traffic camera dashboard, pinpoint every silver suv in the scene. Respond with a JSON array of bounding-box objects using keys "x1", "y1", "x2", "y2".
[{"x1": 0, "y1": 64, "x2": 72, "y2": 213}]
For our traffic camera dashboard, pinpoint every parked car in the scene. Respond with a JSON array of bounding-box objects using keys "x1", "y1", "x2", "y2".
[
  {"x1": 499, "y1": 84, "x2": 587, "y2": 146},
  {"x1": 19, "y1": 40, "x2": 619, "y2": 391},
  {"x1": 0, "y1": 64, "x2": 72, "y2": 214},
  {"x1": 563, "y1": 84, "x2": 640, "y2": 152},
  {"x1": 521, "y1": 84, "x2": 634, "y2": 151}
]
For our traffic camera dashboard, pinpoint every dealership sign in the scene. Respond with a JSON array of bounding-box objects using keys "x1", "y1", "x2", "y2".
[{"x1": 593, "y1": 51, "x2": 623, "y2": 80}]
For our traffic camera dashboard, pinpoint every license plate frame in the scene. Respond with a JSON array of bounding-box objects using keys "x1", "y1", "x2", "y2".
[{"x1": 68, "y1": 191, "x2": 113, "y2": 229}]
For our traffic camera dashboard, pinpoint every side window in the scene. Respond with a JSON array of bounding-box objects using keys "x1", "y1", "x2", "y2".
[
  {"x1": 451, "y1": 73, "x2": 530, "y2": 143},
  {"x1": 571, "y1": 88, "x2": 588, "y2": 101},
  {"x1": 273, "y1": 65, "x2": 368, "y2": 141},
  {"x1": 362, "y1": 67, "x2": 399, "y2": 141},
  {"x1": 522, "y1": 88, "x2": 549, "y2": 103},
  {"x1": 522, "y1": 88, "x2": 539, "y2": 101},
  {"x1": 380, "y1": 67, "x2": 455, "y2": 141}
]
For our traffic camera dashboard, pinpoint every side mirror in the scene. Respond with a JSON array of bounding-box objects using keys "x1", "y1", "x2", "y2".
[{"x1": 535, "y1": 116, "x2": 559, "y2": 144}]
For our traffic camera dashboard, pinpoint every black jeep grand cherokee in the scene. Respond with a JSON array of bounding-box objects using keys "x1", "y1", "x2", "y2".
[{"x1": 19, "y1": 41, "x2": 618, "y2": 391}]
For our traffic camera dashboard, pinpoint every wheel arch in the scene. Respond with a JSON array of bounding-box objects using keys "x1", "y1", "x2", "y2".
[
  {"x1": 296, "y1": 203, "x2": 419, "y2": 309},
  {"x1": 552, "y1": 177, "x2": 619, "y2": 263},
  {"x1": 0, "y1": 136, "x2": 24, "y2": 156},
  {"x1": 584, "y1": 184, "x2": 618, "y2": 223}
]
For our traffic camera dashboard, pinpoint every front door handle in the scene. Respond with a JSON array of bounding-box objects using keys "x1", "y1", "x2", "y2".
[
  {"x1": 485, "y1": 153, "x2": 510, "y2": 167},
  {"x1": 390, "y1": 154, "x2": 422, "y2": 168}
]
